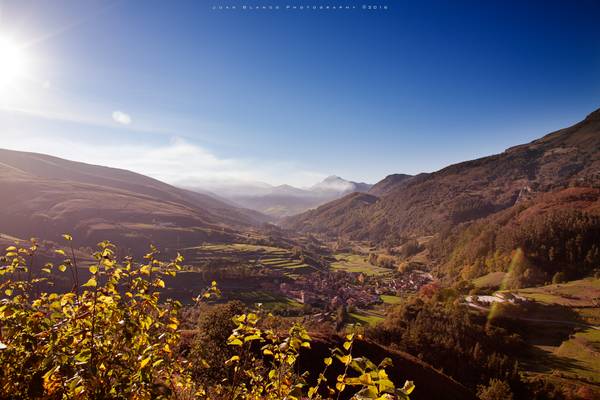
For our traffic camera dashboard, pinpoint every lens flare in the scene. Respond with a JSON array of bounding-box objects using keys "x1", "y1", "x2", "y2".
[{"x1": 485, "y1": 248, "x2": 525, "y2": 329}]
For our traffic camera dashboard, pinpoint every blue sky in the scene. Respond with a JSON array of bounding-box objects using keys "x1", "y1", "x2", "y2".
[{"x1": 0, "y1": 0, "x2": 599, "y2": 188}]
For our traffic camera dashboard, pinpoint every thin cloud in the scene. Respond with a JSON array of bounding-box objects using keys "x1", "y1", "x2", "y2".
[
  {"x1": 0, "y1": 133, "x2": 327, "y2": 188},
  {"x1": 112, "y1": 110, "x2": 131, "y2": 125}
]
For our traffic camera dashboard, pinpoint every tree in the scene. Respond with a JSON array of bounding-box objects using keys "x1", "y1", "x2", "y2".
[
  {"x1": 477, "y1": 379, "x2": 514, "y2": 400},
  {"x1": 552, "y1": 271, "x2": 567, "y2": 284},
  {"x1": 189, "y1": 301, "x2": 246, "y2": 385}
]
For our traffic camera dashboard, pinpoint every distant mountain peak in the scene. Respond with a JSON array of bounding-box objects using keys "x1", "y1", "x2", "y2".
[{"x1": 310, "y1": 175, "x2": 371, "y2": 194}]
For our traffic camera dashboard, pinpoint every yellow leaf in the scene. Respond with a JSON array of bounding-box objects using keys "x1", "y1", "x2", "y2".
[
  {"x1": 324, "y1": 357, "x2": 332, "y2": 366},
  {"x1": 62, "y1": 234, "x2": 73, "y2": 241},
  {"x1": 58, "y1": 264, "x2": 67, "y2": 272},
  {"x1": 338, "y1": 355, "x2": 351, "y2": 365},
  {"x1": 89, "y1": 265, "x2": 98, "y2": 274},
  {"x1": 156, "y1": 279, "x2": 165, "y2": 288},
  {"x1": 225, "y1": 355, "x2": 240, "y2": 365},
  {"x1": 402, "y1": 380, "x2": 415, "y2": 395},
  {"x1": 152, "y1": 359, "x2": 164, "y2": 368},
  {"x1": 263, "y1": 349, "x2": 274, "y2": 356},
  {"x1": 140, "y1": 357, "x2": 151, "y2": 368},
  {"x1": 343, "y1": 341, "x2": 351, "y2": 351},
  {"x1": 54, "y1": 249, "x2": 66, "y2": 256},
  {"x1": 4, "y1": 289, "x2": 13, "y2": 296},
  {"x1": 82, "y1": 278, "x2": 97, "y2": 287},
  {"x1": 5, "y1": 246, "x2": 16, "y2": 252}
]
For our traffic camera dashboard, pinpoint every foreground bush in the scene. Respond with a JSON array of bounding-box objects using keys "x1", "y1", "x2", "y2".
[{"x1": 0, "y1": 237, "x2": 414, "y2": 399}]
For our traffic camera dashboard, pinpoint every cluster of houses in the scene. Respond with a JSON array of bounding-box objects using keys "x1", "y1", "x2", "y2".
[
  {"x1": 278, "y1": 269, "x2": 432, "y2": 311},
  {"x1": 465, "y1": 292, "x2": 528, "y2": 310},
  {"x1": 278, "y1": 272, "x2": 377, "y2": 309},
  {"x1": 378, "y1": 270, "x2": 433, "y2": 295}
]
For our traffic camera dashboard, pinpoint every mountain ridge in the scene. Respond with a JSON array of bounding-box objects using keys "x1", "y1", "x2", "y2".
[
  {"x1": 199, "y1": 175, "x2": 373, "y2": 218},
  {"x1": 283, "y1": 108, "x2": 600, "y2": 243},
  {"x1": 0, "y1": 148, "x2": 269, "y2": 254}
]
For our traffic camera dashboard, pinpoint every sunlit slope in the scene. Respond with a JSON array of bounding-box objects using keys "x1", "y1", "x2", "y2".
[{"x1": 284, "y1": 108, "x2": 600, "y2": 242}]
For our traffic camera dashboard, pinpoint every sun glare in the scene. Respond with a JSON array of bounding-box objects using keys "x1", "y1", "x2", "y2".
[{"x1": 0, "y1": 36, "x2": 28, "y2": 87}]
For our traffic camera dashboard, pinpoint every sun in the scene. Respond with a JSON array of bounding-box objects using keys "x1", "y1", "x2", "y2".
[{"x1": 0, "y1": 36, "x2": 28, "y2": 87}]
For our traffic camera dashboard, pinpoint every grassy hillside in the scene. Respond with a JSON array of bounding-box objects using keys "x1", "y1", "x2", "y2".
[
  {"x1": 0, "y1": 149, "x2": 268, "y2": 255},
  {"x1": 483, "y1": 279, "x2": 600, "y2": 394}
]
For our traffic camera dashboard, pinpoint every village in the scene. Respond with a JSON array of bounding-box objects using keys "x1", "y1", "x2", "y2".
[{"x1": 277, "y1": 268, "x2": 433, "y2": 311}]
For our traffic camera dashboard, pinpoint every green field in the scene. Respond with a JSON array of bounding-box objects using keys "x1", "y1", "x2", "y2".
[
  {"x1": 501, "y1": 278, "x2": 600, "y2": 388},
  {"x1": 509, "y1": 278, "x2": 600, "y2": 307},
  {"x1": 331, "y1": 253, "x2": 391, "y2": 276},
  {"x1": 380, "y1": 295, "x2": 403, "y2": 305},
  {"x1": 226, "y1": 290, "x2": 303, "y2": 309},
  {"x1": 190, "y1": 243, "x2": 286, "y2": 253},
  {"x1": 349, "y1": 310, "x2": 385, "y2": 326},
  {"x1": 473, "y1": 271, "x2": 507, "y2": 289},
  {"x1": 182, "y1": 242, "x2": 316, "y2": 275},
  {"x1": 554, "y1": 328, "x2": 600, "y2": 382}
]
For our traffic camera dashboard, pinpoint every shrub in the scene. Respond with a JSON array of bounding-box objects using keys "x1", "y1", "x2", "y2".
[
  {"x1": 476, "y1": 378, "x2": 514, "y2": 400},
  {"x1": 0, "y1": 236, "x2": 414, "y2": 399}
]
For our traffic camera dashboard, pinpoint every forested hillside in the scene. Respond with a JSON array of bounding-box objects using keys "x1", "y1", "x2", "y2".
[{"x1": 284, "y1": 108, "x2": 600, "y2": 244}]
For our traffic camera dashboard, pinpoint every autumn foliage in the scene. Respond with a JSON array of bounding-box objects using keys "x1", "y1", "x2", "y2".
[{"x1": 0, "y1": 237, "x2": 414, "y2": 399}]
